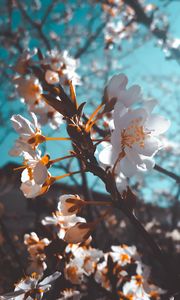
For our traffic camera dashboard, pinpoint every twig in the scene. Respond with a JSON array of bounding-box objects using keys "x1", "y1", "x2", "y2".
[{"x1": 154, "y1": 164, "x2": 180, "y2": 183}]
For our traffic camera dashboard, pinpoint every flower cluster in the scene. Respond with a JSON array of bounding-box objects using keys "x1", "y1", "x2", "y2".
[
  {"x1": 13, "y1": 48, "x2": 80, "y2": 129},
  {"x1": 64, "y1": 243, "x2": 164, "y2": 299},
  {"x1": 102, "y1": 1, "x2": 156, "y2": 49},
  {"x1": 1, "y1": 272, "x2": 61, "y2": 300},
  {"x1": 4, "y1": 48, "x2": 173, "y2": 299}
]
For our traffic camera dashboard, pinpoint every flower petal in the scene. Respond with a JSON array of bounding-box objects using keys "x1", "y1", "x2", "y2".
[
  {"x1": 39, "y1": 271, "x2": 61, "y2": 287},
  {"x1": 33, "y1": 162, "x2": 48, "y2": 185},
  {"x1": 133, "y1": 136, "x2": 159, "y2": 156},
  {"x1": 145, "y1": 114, "x2": 170, "y2": 135},
  {"x1": 107, "y1": 73, "x2": 128, "y2": 100},
  {"x1": 99, "y1": 145, "x2": 117, "y2": 166},
  {"x1": 120, "y1": 156, "x2": 138, "y2": 177}
]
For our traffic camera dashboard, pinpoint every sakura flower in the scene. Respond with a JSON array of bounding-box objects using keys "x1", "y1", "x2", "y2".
[
  {"x1": 110, "y1": 244, "x2": 138, "y2": 266},
  {"x1": 15, "y1": 75, "x2": 42, "y2": 105},
  {"x1": 58, "y1": 194, "x2": 84, "y2": 216},
  {"x1": 0, "y1": 272, "x2": 61, "y2": 300},
  {"x1": 66, "y1": 245, "x2": 103, "y2": 275},
  {"x1": 24, "y1": 232, "x2": 50, "y2": 258},
  {"x1": 9, "y1": 113, "x2": 45, "y2": 157},
  {"x1": 82, "y1": 247, "x2": 103, "y2": 275},
  {"x1": 65, "y1": 259, "x2": 84, "y2": 284},
  {"x1": 99, "y1": 103, "x2": 170, "y2": 177},
  {"x1": 64, "y1": 245, "x2": 103, "y2": 284},
  {"x1": 24, "y1": 232, "x2": 50, "y2": 275},
  {"x1": 42, "y1": 212, "x2": 87, "y2": 240},
  {"x1": 123, "y1": 275, "x2": 151, "y2": 300},
  {"x1": 14, "y1": 48, "x2": 37, "y2": 75},
  {"x1": 20, "y1": 152, "x2": 52, "y2": 198},
  {"x1": 42, "y1": 49, "x2": 81, "y2": 86}
]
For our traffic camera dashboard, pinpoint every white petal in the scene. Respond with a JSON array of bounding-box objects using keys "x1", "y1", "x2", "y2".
[
  {"x1": 137, "y1": 157, "x2": 155, "y2": 172},
  {"x1": 120, "y1": 157, "x2": 138, "y2": 177},
  {"x1": 20, "y1": 181, "x2": 41, "y2": 198},
  {"x1": 30, "y1": 112, "x2": 39, "y2": 129},
  {"x1": 99, "y1": 145, "x2": 117, "y2": 166},
  {"x1": 125, "y1": 147, "x2": 143, "y2": 165},
  {"x1": 11, "y1": 114, "x2": 34, "y2": 135},
  {"x1": 133, "y1": 136, "x2": 159, "y2": 156},
  {"x1": 115, "y1": 174, "x2": 128, "y2": 193},
  {"x1": 21, "y1": 168, "x2": 30, "y2": 182},
  {"x1": 39, "y1": 272, "x2": 61, "y2": 287},
  {"x1": 111, "y1": 128, "x2": 121, "y2": 151},
  {"x1": 113, "y1": 101, "x2": 128, "y2": 122},
  {"x1": 107, "y1": 73, "x2": 128, "y2": 100},
  {"x1": 33, "y1": 162, "x2": 48, "y2": 185},
  {"x1": 114, "y1": 108, "x2": 147, "y2": 130},
  {"x1": 118, "y1": 85, "x2": 141, "y2": 107},
  {"x1": 145, "y1": 114, "x2": 170, "y2": 135},
  {"x1": 143, "y1": 99, "x2": 157, "y2": 114}
]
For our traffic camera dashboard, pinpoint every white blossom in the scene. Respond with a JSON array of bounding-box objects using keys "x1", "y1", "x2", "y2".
[
  {"x1": 0, "y1": 272, "x2": 61, "y2": 300},
  {"x1": 15, "y1": 75, "x2": 42, "y2": 105},
  {"x1": 9, "y1": 113, "x2": 44, "y2": 157},
  {"x1": 99, "y1": 100, "x2": 170, "y2": 177},
  {"x1": 20, "y1": 152, "x2": 51, "y2": 198}
]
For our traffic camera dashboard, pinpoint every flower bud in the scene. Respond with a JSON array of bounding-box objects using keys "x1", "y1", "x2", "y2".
[
  {"x1": 58, "y1": 194, "x2": 84, "y2": 216},
  {"x1": 64, "y1": 222, "x2": 92, "y2": 244},
  {"x1": 45, "y1": 70, "x2": 59, "y2": 85}
]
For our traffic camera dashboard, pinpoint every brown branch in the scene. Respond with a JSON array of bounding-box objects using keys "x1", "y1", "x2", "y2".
[
  {"x1": 75, "y1": 21, "x2": 106, "y2": 59},
  {"x1": 16, "y1": 0, "x2": 51, "y2": 50},
  {"x1": 41, "y1": 0, "x2": 59, "y2": 27},
  {"x1": 154, "y1": 164, "x2": 180, "y2": 183}
]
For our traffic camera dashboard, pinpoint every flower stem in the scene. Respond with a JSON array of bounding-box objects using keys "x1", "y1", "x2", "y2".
[
  {"x1": 49, "y1": 154, "x2": 75, "y2": 164},
  {"x1": 53, "y1": 170, "x2": 81, "y2": 181},
  {"x1": 84, "y1": 200, "x2": 112, "y2": 206},
  {"x1": 45, "y1": 137, "x2": 71, "y2": 141}
]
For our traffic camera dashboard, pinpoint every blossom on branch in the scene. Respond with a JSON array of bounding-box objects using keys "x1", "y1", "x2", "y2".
[
  {"x1": 9, "y1": 113, "x2": 44, "y2": 156},
  {"x1": 42, "y1": 49, "x2": 81, "y2": 86},
  {"x1": 99, "y1": 76, "x2": 170, "y2": 178},
  {"x1": 20, "y1": 152, "x2": 53, "y2": 198},
  {"x1": 0, "y1": 272, "x2": 61, "y2": 300}
]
